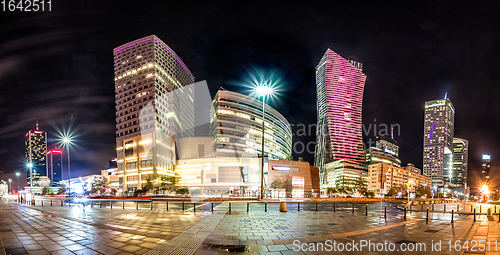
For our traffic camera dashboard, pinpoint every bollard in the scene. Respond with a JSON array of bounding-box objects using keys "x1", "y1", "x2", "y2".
[
  {"x1": 444, "y1": 204, "x2": 446, "y2": 212},
  {"x1": 123, "y1": 201, "x2": 124, "y2": 209},
  {"x1": 298, "y1": 202, "x2": 300, "y2": 211},
  {"x1": 151, "y1": 201, "x2": 153, "y2": 210},
  {"x1": 366, "y1": 204, "x2": 368, "y2": 216},
  {"x1": 480, "y1": 205, "x2": 482, "y2": 214},
  {"x1": 194, "y1": 203, "x2": 196, "y2": 213},
  {"x1": 352, "y1": 203, "x2": 355, "y2": 213},
  {"x1": 316, "y1": 203, "x2": 318, "y2": 212},
  {"x1": 422, "y1": 203, "x2": 424, "y2": 210},
  {"x1": 247, "y1": 202, "x2": 249, "y2": 212},
  {"x1": 496, "y1": 206, "x2": 497, "y2": 214},
  {"x1": 211, "y1": 202, "x2": 213, "y2": 212},
  {"x1": 384, "y1": 205, "x2": 387, "y2": 219},
  {"x1": 457, "y1": 205, "x2": 459, "y2": 213},
  {"x1": 136, "y1": 201, "x2": 138, "y2": 210},
  {"x1": 426, "y1": 209, "x2": 429, "y2": 222},
  {"x1": 279, "y1": 202, "x2": 287, "y2": 212},
  {"x1": 100, "y1": 201, "x2": 102, "y2": 208},
  {"x1": 432, "y1": 203, "x2": 434, "y2": 211},
  {"x1": 265, "y1": 202, "x2": 267, "y2": 212},
  {"x1": 452, "y1": 209, "x2": 454, "y2": 223},
  {"x1": 333, "y1": 203, "x2": 336, "y2": 212},
  {"x1": 404, "y1": 208, "x2": 407, "y2": 220},
  {"x1": 61, "y1": 200, "x2": 63, "y2": 207},
  {"x1": 182, "y1": 201, "x2": 185, "y2": 211},
  {"x1": 166, "y1": 201, "x2": 168, "y2": 211},
  {"x1": 229, "y1": 203, "x2": 231, "y2": 214},
  {"x1": 474, "y1": 209, "x2": 476, "y2": 222},
  {"x1": 471, "y1": 204, "x2": 473, "y2": 212},
  {"x1": 42, "y1": 200, "x2": 43, "y2": 207},
  {"x1": 111, "y1": 201, "x2": 113, "y2": 209},
  {"x1": 51, "y1": 200, "x2": 52, "y2": 206}
]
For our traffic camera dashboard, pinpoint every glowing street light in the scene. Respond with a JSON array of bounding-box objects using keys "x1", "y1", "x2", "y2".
[
  {"x1": 62, "y1": 136, "x2": 72, "y2": 197},
  {"x1": 256, "y1": 85, "x2": 274, "y2": 200},
  {"x1": 15, "y1": 172, "x2": 20, "y2": 192}
]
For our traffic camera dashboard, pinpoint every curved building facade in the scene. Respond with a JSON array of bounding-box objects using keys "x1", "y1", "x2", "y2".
[{"x1": 211, "y1": 89, "x2": 292, "y2": 160}]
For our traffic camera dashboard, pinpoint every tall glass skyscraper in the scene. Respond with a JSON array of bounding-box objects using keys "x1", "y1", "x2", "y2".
[
  {"x1": 25, "y1": 122, "x2": 47, "y2": 184},
  {"x1": 47, "y1": 148, "x2": 63, "y2": 186},
  {"x1": 451, "y1": 138, "x2": 468, "y2": 192},
  {"x1": 423, "y1": 98, "x2": 455, "y2": 188},
  {"x1": 314, "y1": 49, "x2": 366, "y2": 184},
  {"x1": 114, "y1": 35, "x2": 195, "y2": 193},
  {"x1": 482, "y1": 154, "x2": 491, "y2": 184}
]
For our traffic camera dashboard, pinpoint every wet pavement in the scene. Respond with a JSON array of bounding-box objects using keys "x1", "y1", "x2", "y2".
[{"x1": 1, "y1": 198, "x2": 499, "y2": 255}]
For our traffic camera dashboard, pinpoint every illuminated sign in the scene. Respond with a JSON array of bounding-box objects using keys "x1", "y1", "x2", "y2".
[
  {"x1": 482, "y1": 154, "x2": 491, "y2": 160},
  {"x1": 272, "y1": 166, "x2": 291, "y2": 171},
  {"x1": 34, "y1": 131, "x2": 43, "y2": 134},
  {"x1": 384, "y1": 149, "x2": 395, "y2": 156},
  {"x1": 425, "y1": 100, "x2": 445, "y2": 108},
  {"x1": 292, "y1": 178, "x2": 304, "y2": 187}
]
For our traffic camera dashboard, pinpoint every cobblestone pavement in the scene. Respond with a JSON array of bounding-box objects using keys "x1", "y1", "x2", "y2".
[
  {"x1": 2, "y1": 199, "x2": 500, "y2": 255},
  {"x1": 0, "y1": 199, "x2": 210, "y2": 255}
]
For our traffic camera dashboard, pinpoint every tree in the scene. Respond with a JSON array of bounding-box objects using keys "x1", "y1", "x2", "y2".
[
  {"x1": 142, "y1": 178, "x2": 154, "y2": 193},
  {"x1": 42, "y1": 185, "x2": 52, "y2": 195},
  {"x1": 270, "y1": 179, "x2": 283, "y2": 198},
  {"x1": 176, "y1": 187, "x2": 189, "y2": 194},
  {"x1": 159, "y1": 174, "x2": 179, "y2": 193},
  {"x1": 326, "y1": 187, "x2": 337, "y2": 197},
  {"x1": 386, "y1": 187, "x2": 398, "y2": 198},
  {"x1": 57, "y1": 184, "x2": 66, "y2": 195},
  {"x1": 110, "y1": 189, "x2": 118, "y2": 196},
  {"x1": 91, "y1": 179, "x2": 104, "y2": 194},
  {"x1": 416, "y1": 186, "x2": 432, "y2": 198}
]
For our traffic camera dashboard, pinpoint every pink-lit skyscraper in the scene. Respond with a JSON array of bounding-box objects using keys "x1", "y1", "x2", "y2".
[{"x1": 314, "y1": 49, "x2": 366, "y2": 184}]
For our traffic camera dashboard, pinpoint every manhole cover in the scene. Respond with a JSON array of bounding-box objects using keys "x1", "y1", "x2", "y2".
[
  {"x1": 425, "y1": 229, "x2": 439, "y2": 233},
  {"x1": 211, "y1": 245, "x2": 247, "y2": 252}
]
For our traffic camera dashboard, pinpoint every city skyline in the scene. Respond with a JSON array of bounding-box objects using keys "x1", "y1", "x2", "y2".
[{"x1": 0, "y1": 1, "x2": 499, "y2": 193}]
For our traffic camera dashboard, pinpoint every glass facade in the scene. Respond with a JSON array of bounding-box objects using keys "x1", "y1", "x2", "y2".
[
  {"x1": 25, "y1": 129, "x2": 47, "y2": 184},
  {"x1": 314, "y1": 49, "x2": 367, "y2": 184},
  {"x1": 211, "y1": 89, "x2": 292, "y2": 160},
  {"x1": 423, "y1": 98, "x2": 455, "y2": 187},
  {"x1": 114, "y1": 35, "x2": 195, "y2": 193}
]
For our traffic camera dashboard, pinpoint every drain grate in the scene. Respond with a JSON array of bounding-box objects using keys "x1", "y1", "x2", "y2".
[{"x1": 211, "y1": 244, "x2": 247, "y2": 252}]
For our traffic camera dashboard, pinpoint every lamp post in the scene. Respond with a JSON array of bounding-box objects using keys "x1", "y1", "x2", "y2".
[
  {"x1": 8, "y1": 179, "x2": 12, "y2": 194},
  {"x1": 407, "y1": 179, "x2": 414, "y2": 206},
  {"x1": 27, "y1": 163, "x2": 33, "y2": 194},
  {"x1": 16, "y1": 172, "x2": 20, "y2": 192},
  {"x1": 63, "y1": 137, "x2": 71, "y2": 197},
  {"x1": 256, "y1": 86, "x2": 273, "y2": 200}
]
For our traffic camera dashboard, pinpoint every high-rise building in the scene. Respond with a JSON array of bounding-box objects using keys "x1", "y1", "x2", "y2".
[
  {"x1": 364, "y1": 147, "x2": 401, "y2": 167},
  {"x1": 375, "y1": 135, "x2": 399, "y2": 157},
  {"x1": 405, "y1": 163, "x2": 422, "y2": 175},
  {"x1": 451, "y1": 138, "x2": 468, "y2": 192},
  {"x1": 47, "y1": 148, "x2": 63, "y2": 186},
  {"x1": 114, "y1": 35, "x2": 195, "y2": 193},
  {"x1": 482, "y1": 154, "x2": 491, "y2": 184},
  {"x1": 211, "y1": 89, "x2": 293, "y2": 160},
  {"x1": 423, "y1": 98, "x2": 455, "y2": 188},
  {"x1": 25, "y1": 122, "x2": 47, "y2": 185},
  {"x1": 314, "y1": 49, "x2": 367, "y2": 184}
]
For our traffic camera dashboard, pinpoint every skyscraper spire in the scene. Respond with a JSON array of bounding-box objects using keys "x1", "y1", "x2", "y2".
[{"x1": 36, "y1": 120, "x2": 39, "y2": 130}]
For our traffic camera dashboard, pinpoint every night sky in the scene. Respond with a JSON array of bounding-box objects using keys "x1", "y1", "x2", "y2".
[{"x1": 1, "y1": 1, "x2": 499, "y2": 192}]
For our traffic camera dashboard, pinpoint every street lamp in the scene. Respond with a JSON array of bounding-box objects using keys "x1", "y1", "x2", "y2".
[
  {"x1": 27, "y1": 163, "x2": 33, "y2": 194},
  {"x1": 256, "y1": 85, "x2": 274, "y2": 200},
  {"x1": 407, "y1": 179, "x2": 414, "y2": 206},
  {"x1": 63, "y1": 137, "x2": 72, "y2": 197},
  {"x1": 16, "y1": 172, "x2": 20, "y2": 192},
  {"x1": 8, "y1": 179, "x2": 12, "y2": 194}
]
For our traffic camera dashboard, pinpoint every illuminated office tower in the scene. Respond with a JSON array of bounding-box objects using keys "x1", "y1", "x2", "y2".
[
  {"x1": 423, "y1": 97, "x2": 455, "y2": 188},
  {"x1": 314, "y1": 49, "x2": 367, "y2": 184},
  {"x1": 482, "y1": 154, "x2": 491, "y2": 184},
  {"x1": 47, "y1": 148, "x2": 63, "y2": 186},
  {"x1": 375, "y1": 134, "x2": 399, "y2": 158},
  {"x1": 114, "y1": 35, "x2": 195, "y2": 193},
  {"x1": 450, "y1": 138, "x2": 468, "y2": 193},
  {"x1": 25, "y1": 122, "x2": 47, "y2": 184}
]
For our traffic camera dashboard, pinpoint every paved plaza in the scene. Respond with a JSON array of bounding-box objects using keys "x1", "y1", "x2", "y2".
[{"x1": 1, "y1": 198, "x2": 500, "y2": 255}]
